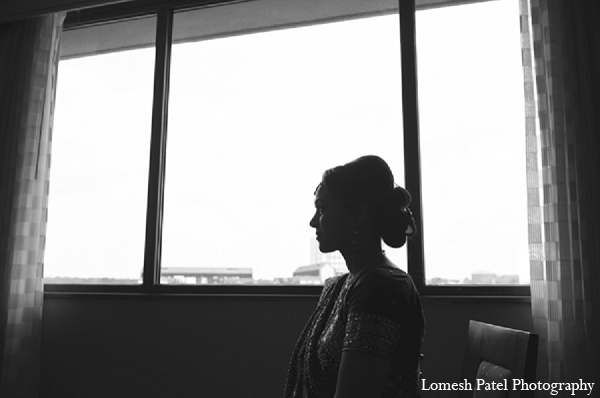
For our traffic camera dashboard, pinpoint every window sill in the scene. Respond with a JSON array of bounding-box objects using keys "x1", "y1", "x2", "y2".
[
  {"x1": 44, "y1": 283, "x2": 530, "y2": 301},
  {"x1": 43, "y1": 283, "x2": 323, "y2": 299}
]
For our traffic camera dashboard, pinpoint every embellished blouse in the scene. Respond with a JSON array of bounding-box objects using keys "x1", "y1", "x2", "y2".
[{"x1": 283, "y1": 263, "x2": 425, "y2": 398}]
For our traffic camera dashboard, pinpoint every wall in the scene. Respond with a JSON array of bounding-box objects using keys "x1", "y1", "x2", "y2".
[{"x1": 40, "y1": 294, "x2": 533, "y2": 398}]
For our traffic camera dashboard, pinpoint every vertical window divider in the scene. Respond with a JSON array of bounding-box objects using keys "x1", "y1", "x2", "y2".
[
  {"x1": 399, "y1": 0, "x2": 426, "y2": 288},
  {"x1": 143, "y1": 7, "x2": 173, "y2": 289}
]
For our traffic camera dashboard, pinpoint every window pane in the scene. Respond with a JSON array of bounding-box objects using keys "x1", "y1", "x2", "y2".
[
  {"x1": 44, "y1": 17, "x2": 156, "y2": 284},
  {"x1": 162, "y1": 9, "x2": 405, "y2": 285},
  {"x1": 417, "y1": 0, "x2": 529, "y2": 285}
]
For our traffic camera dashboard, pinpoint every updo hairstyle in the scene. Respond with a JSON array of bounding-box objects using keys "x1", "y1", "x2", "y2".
[{"x1": 320, "y1": 155, "x2": 416, "y2": 248}]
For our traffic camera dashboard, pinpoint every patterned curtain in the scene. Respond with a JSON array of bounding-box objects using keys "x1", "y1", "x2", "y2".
[
  {"x1": 0, "y1": 13, "x2": 64, "y2": 397},
  {"x1": 520, "y1": 0, "x2": 600, "y2": 387}
]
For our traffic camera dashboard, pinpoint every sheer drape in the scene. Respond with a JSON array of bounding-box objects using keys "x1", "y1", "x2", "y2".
[
  {"x1": 0, "y1": 13, "x2": 64, "y2": 397},
  {"x1": 520, "y1": 0, "x2": 600, "y2": 386}
]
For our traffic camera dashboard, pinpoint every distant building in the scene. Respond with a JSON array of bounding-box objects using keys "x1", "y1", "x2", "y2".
[
  {"x1": 426, "y1": 277, "x2": 461, "y2": 285},
  {"x1": 465, "y1": 273, "x2": 520, "y2": 285},
  {"x1": 426, "y1": 273, "x2": 520, "y2": 285},
  {"x1": 292, "y1": 262, "x2": 347, "y2": 284},
  {"x1": 161, "y1": 267, "x2": 253, "y2": 284}
]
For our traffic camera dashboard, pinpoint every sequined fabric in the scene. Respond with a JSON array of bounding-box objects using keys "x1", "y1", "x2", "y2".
[
  {"x1": 344, "y1": 312, "x2": 401, "y2": 357},
  {"x1": 283, "y1": 265, "x2": 424, "y2": 398}
]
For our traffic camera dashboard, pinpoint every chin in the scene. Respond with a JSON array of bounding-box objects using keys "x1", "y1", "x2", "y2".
[{"x1": 318, "y1": 242, "x2": 336, "y2": 254}]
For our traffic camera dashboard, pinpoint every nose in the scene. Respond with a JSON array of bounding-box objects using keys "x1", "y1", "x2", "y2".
[{"x1": 309, "y1": 211, "x2": 318, "y2": 228}]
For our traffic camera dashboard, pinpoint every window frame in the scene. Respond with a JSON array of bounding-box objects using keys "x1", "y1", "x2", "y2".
[{"x1": 44, "y1": 0, "x2": 530, "y2": 298}]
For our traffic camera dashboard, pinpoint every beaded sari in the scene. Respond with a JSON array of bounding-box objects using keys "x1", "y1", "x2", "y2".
[{"x1": 283, "y1": 264, "x2": 424, "y2": 398}]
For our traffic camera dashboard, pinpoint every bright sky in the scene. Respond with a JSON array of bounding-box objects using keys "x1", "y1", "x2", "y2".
[{"x1": 45, "y1": 0, "x2": 529, "y2": 284}]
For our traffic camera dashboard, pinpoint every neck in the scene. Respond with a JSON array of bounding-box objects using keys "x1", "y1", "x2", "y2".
[{"x1": 341, "y1": 241, "x2": 384, "y2": 274}]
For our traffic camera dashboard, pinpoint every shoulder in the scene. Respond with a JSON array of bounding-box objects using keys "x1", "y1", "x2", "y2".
[
  {"x1": 355, "y1": 265, "x2": 416, "y2": 299},
  {"x1": 346, "y1": 265, "x2": 421, "y2": 320}
]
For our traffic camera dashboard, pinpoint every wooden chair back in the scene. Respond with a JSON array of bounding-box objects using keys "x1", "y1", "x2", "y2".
[{"x1": 458, "y1": 320, "x2": 538, "y2": 398}]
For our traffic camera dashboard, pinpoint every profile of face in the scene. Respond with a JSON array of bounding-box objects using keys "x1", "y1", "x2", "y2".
[{"x1": 309, "y1": 184, "x2": 354, "y2": 253}]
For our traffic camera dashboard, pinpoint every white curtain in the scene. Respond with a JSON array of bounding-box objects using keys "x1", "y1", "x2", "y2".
[
  {"x1": 0, "y1": 12, "x2": 64, "y2": 397},
  {"x1": 520, "y1": 0, "x2": 600, "y2": 387}
]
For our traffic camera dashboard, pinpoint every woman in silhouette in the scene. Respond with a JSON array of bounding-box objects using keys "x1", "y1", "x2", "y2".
[{"x1": 284, "y1": 155, "x2": 424, "y2": 398}]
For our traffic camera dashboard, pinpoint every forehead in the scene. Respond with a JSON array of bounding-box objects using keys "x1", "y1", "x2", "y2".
[
  {"x1": 314, "y1": 184, "x2": 328, "y2": 202},
  {"x1": 314, "y1": 184, "x2": 340, "y2": 205}
]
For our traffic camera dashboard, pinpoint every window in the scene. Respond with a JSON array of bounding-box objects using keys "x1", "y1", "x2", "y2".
[
  {"x1": 161, "y1": 7, "x2": 406, "y2": 285},
  {"x1": 44, "y1": 0, "x2": 529, "y2": 295},
  {"x1": 44, "y1": 16, "x2": 157, "y2": 284},
  {"x1": 416, "y1": 0, "x2": 529, "y2": 286}
]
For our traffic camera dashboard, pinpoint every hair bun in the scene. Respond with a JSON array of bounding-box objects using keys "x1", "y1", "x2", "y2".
[{"x1": 378, "y1": 187, "x2": 416, "y2": 248}]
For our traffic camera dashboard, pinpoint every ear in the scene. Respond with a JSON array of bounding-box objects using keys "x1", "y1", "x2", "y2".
[{"x1": 353, "y1": 202, "x2": 369, "y2": 226}]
